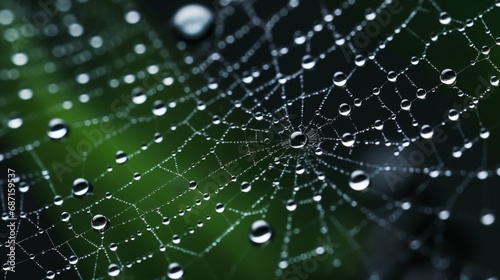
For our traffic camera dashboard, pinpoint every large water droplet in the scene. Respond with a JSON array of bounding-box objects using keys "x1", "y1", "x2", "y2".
[
  {"x1": 153, "y1": 100, "x2": 167, "y2": 116},
  {"x1": 173, "y1": 4, "x2": 214, "y2": 40},
  {"x1": 7, "y1": 114, "x2": 23, "y2": 129},
  {"x1": 167, "y1": 262, "x2": 184, "y2": 279},
  {"x1": 480, "y1": 210, "x2": 495, "y2": 226},
  {"x1": 241, "y1": 181, "x2": 251, "y2": 193},
  {"x1": 301, "y1": 55, "x2": 316, "y2": 70},
  {"x1": 439, "y1": 12, "x2": 451, "y2": 25},
  {"x1": 341, "y1": 133, "x2": 355, "y2": 147},
  {"x1": 132, "y1": 89, "x2": 147, "y2": 104},
  {"x1": 289, "y1": 131, "x2": 307, "y2": 149},
  {"x1": 420, "y1": 125, "x2": 434, "y2": 139},
  {"x1": 349, "y1": 170, "x2": 370, "y2": 191},
  {"x1": 47, "y1": 118, "x2": 70, "y2": 140},
  {"x1": 72, "y1": 178, "x2": 91, "y2": 197},
  {"x1": 440, "y1": 69, "x2": 457, "y2": 85},
  {"x1": 91, "y1": 214, "x2": 110, "y2": 232},
  {"x1": 338, "y1": 103, "x2": 351, "y2": 116},
  {"x1": 18, "y1": 181, "x2": 30, "y2": 193},
  {"x1": 333, "y1": 71, "x2": 347, "y2": 87},
  {"x1": 107, "y1": 264, "x2": 120, "y2": 277},
  {"x1": 115, "y1": 150, "x2": 129, "y2": 164},
  {"x1": 286, "y1": 200, "x2": 297, "y2": 211},
  {"x1": 249, "y1": 220, "x2": 274, "y2": 246}
]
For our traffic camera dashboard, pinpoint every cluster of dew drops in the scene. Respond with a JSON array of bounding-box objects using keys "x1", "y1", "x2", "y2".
[{"x1": 3, "y1": 0, "x2": 500, "y2": 278}]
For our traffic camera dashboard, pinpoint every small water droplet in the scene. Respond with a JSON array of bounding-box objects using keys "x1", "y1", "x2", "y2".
[
  {"x1": 349, "y1": 170, "x2": 370, "y2": 191},
  {"x1": 132, "y1": 89, "x2": 147, "y2": 104},
  {"x1": 153, "y1": 100, "x2": 167, "y2": 116},
  {"x1": 286, "y1": 200, "x2": 297, "y2": 211},
  {"x1": 249, "y1": 220, "x2": 274, "y2": 246},
  {"x1": 18, "y1": 181, "x2": 30, "y2": 193},
  {"x1": 115, "y1": 150, "x2": 129, "y2": 164},
  {"x1": 480, "y1": 210, "x2": 495, "y2": 226},
  {"x1": 47, "y1": 118, "x2": 70, "y2": 140},
  {"x1": 173, "y1": 4, "x2": 214, "y2": 40},
  {"x1": 338, "y1": 103, "x2": 351, "y2": 116},
  {"x1": 68, "y1": 255, "x2": 78, "y2": 265},
  {"x1": 215, "y1": 203, "x2": 225, "y2": 213}
]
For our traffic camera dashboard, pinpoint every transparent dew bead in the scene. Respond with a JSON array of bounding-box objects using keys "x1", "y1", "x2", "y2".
[
  {"x1": 400, "y1": 99, "x2": 411, "y2": 111},
  {"x1": 447, "y1": 109, "x2": 459, "y2": 121},
  {"x1": 72, "y1": 178, "x2": 90, "y2": 197},
  {"x1": 61, "y1": 212, "x2": 71, "y2": 222},
  {"x1": 215, "y1": 203, "x2": 225, "y2": 213},
  {"x1": 338, "y1": 103, "x2": 351, "y2": 116},
  {"x1": 241, "y1": 181, "x2": 251, "y2": 193},
  {"x1": 68, "y1": 255, "x2": 78, "y2": 265},
  {"x1": 301, "y1": 54, "x2": 316, "y2": 70},
  {"x1": 172, "y1": 4, "x2": 214, "y2": 40},
  {"x1": 420, "y1": 124, "x2": 434, "y2": 139},
  {"x1": 480, "y1": 210, "x2": 495, "y2": 226},
  {"x1": 91, "y1": 214, "x2": 110, "y2": 232},
  {"x1": 440, "y1": 69, "x2": 457, "y2": 85},
  {"x1": 286, "y1": 200, "x2": 297, "y2": 211},
  {"x1": 152, "y1": 100, "x2": 167, "y2": 116},
  {"x1": 293, "y1": 31, "x2": 306, "y2": 45},
  {"x1": 289, "y1": 132, "x2": 307, "y2": 149},
  {"x1": 131, "y1": 89, "x2": 147, "y2": 104},
  {"x1": 18, "y1": 181, "x2": 30, "y2": 193},
  {"x1": 490, "y1": 76, "x2": 499, "y2": 87},
  {"x1": 333, "y1": 71, "x2": 347, "y2": 87},
  {"x1": 189, "y1": 181, "x2": 198, "y2": 190},
  {"x1": 107, "y1": 264, "x2": 120, "y2": 277},
  {"x1": 47, "y1": 118, "x2": 70, "y2": 140},
  {"x1": 7, "y1": 114, "x2": 23, "y2": 129},
  {"x1": 354, "y1": 54, "x2": 366, "y2": 67},
  {"x1": 387, "y1": 71, "x2": 397, "y2": 82},
  {"x1": 249, "y1": 220, "x2": 274, "y2": 246},
  {"x1": 167, "y1": 262, "x2": 184, "y2": 279},
  {"x1": 115, "y1": 150, "x2": 129, "y2": 164},
  {"x1": 349, "y1": 170, "x2": 370, "y2": 191},
  {"x1": 439, "y1": 12, "x2": 451, "y2": 25},
  {"x1": 341, "y1": 133, "x2": 355, "y2": 147},
  {"x1": 416, "y1": 88, "x2": 427, "y2": 99}
]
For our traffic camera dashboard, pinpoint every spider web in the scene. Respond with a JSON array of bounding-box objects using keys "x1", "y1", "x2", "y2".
[{"x1": 1, "y1": 0, "x2": 500, "y2": 279}]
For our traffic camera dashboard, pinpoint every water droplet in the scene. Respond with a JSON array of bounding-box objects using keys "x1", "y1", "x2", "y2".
[
  {"x1": 7, "y1": 114, "x2": 23, "y2": 129},
  {"x1": 438, "y1": 210, "x2": 450, "y2": 220},
  {"x1": 173, "y1": 4, "x2": 214, "y2": 40},
  {"x1": 301, "y1": 55, "x2": 316, "y2": 70},
  {"x1": 479, "y1": 128, "x2": 490, "y2": 139},
  {"x1": 153, "y1": 100, "x2": 167, "y2": 116},
  {"x1": 480, "y1": 210, "x2": 495, "y2": 226},
  {"x1": 365, "y1": 8, "x2": 376, "y2": 21},
  {"x1": 374, "y1": 120, "x2": 384, "y2": 130},
  {"x1": 447, "y1": 109, "x2": 459, "y2": 121},
  {"x1": 54, "y1": 195, "x2": 63, "y2": 205},
  {"x1": 189, "y1": 181, "x2": 198, "y2": 190},
  {"x1": 333, "y1": 71, "x2": 347, "y2": 87},
  {"x1": 115, "y1": 150, "x2": 129, "y2": 164},
  {"x1": 490, "y1": 76, "x2": 499, "y2": 87},
  {"x1": 61, "y1": 212, "x2": 71, "y2": 222},
  {"x1": 47, "y1": 118, "x2": 69, "y2": 140},
  {"x1": 400, "y1": 99, "x2": 411, "y2": 111},
  {"x1": 125, "y1": 10, "x2": 141, "y2": 24},
  {"x1": 91, "y1": 214, "x2": 110, "y2": 232},
  {"x1": 132, "y1": 89, "x2": 147, "y2": 104},
  {"x1": 293, "y1": 31, "x2": 306, "y2": 45},
  {"x1": 72, "y1": 178, "x2": 91, "y2": 197},
  {"x1": 249, "y1": 220, "x2": 274, "y2": 246},
  {"x1": 241, "y1": 181, "x2": 251, "y2": 193},
  {"x1": 439, "y1": 12, "x2": 451, "y2": 25},
  {"x1": 387, "y1": 71, "x2": 397, "y2": 82},
  {"x1": 420, "y1": 125, "x2": 434, "y2": 139},
  {"x1": 354, "y1": 54, "x2": 366, "y2": 67},
  {"x1": 440, "y1": 69, "x2": 457, "y2": 85},
  {"x1": 46, "y1": 270, "x2": 55, "y2": 279},
  {"x1": 167, "y1": 262, "x2": 184, "y2": 279},
  {"x1": 338, "y1": 103, "x2": 351, "y2": 116},
  {"x1": 215, "y1": 203, "x2": 225, "y2": 213},
  {"x1": 172, "y1": 234, "x2": 181, "y2": 244},
  {"x1": 341, "y1": 133, "x2": 355, "y2": 147},
  {"x1": 349, "y1": 170, "x2": 370, "y2": 191},
  {"x1": 107, "y1": 264, "x2": 120, "y2": 277},
  {"x1": 18, "y1": 181, "x2": 29, "y2": 193},
  {"x1": 286, "y1": 200, "x2": 297, "y2": 211},
  {"x1": 416, "y1": 88, "x2": 427, "y2": 99},
  {"x1": 289, "y1": 132, "x2": 307, "y2": 149},
  {"x1": 12, "y1": 52, "x2": 28, "y2": 66},
  {"x1": 68, "y1": 255, "x2": 78, "y2": 265}
]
